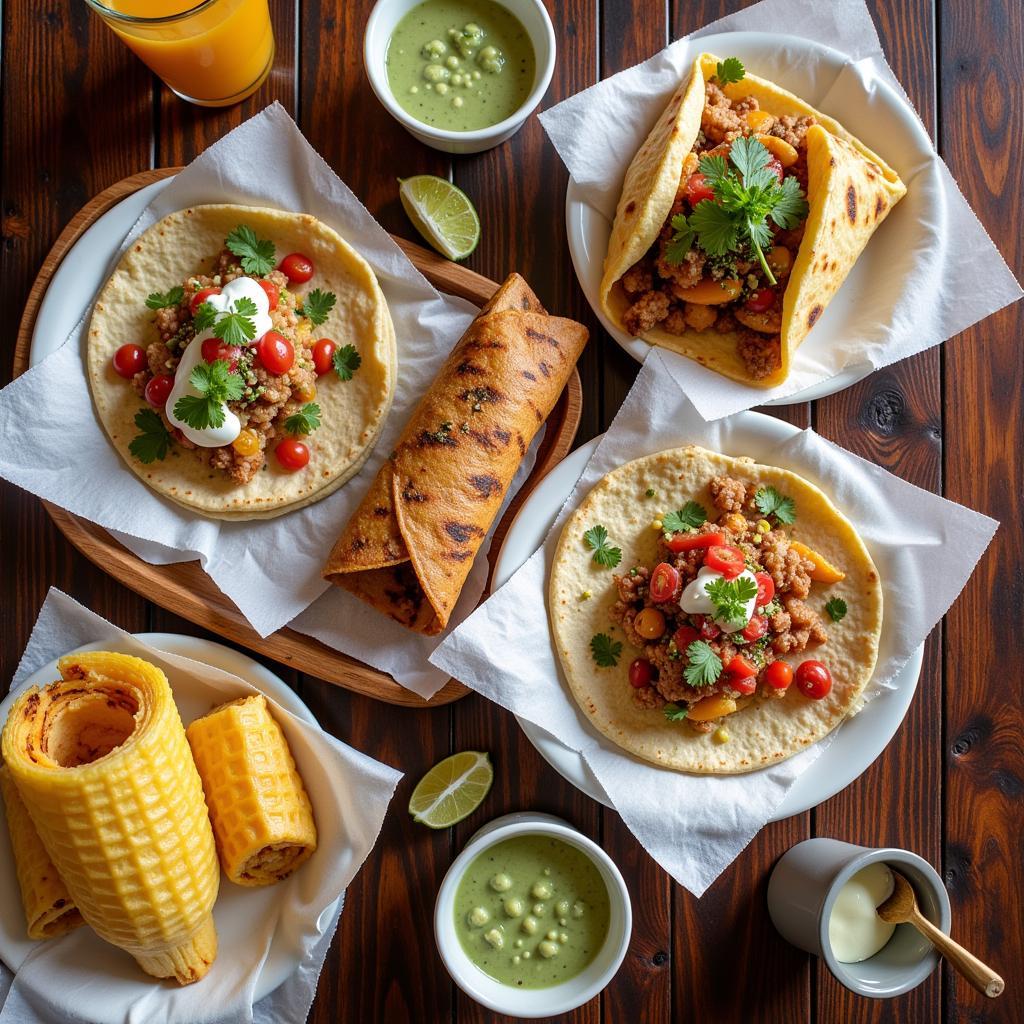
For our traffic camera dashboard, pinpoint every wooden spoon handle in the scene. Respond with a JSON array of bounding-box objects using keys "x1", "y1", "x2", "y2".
[{"x1": 911, "y1": 910, "x2": 1005, "y2": 997}]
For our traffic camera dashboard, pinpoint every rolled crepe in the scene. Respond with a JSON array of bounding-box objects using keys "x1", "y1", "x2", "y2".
[
  {"x1": 323, "y1": 273, "x2": 589, "y2": 634},
  {"x1": 186, "y1": 695, "x2": 317, "y2": 886},
  {"x1": 0, "y1": 765, "x2": 83, "y2": 940}
]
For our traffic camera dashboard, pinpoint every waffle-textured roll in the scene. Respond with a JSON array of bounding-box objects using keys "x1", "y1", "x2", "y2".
[
  {"x1": 1, "y1": 652, "x2": 220, "y2": 984},
  {"x1": 0, "y1": 765, "x2": 83, "y2": 940},
  {"x1": 186, "y1": 694, "x2": 317, "y2": 886}
]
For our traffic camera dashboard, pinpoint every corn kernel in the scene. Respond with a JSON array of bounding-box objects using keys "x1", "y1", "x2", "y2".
[
  {"x1": 757, "y1": 519, "x2": 771, "y2": 533},
  {"x1": 651, "y1": 519, "x2": 663, "y2": 531},
  {"x1": 713, "y1": 727, "x2": 730, "y2": 744}
]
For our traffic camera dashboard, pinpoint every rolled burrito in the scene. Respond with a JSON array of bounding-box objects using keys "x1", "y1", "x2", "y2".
[{"x1": 323, "y1": 273, "x2": 589, "y2": 634}]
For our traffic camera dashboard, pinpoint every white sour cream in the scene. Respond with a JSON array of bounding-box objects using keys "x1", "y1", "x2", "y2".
[
  {"x1": 165, "y1": 277, "x2": 273, "y2": 448},
  {"x1": 679, "y1": 566, "x2": 758, "y2": 633},
  {"x1": 828, "y1": 862, "x2": 896, "y2": 963}
]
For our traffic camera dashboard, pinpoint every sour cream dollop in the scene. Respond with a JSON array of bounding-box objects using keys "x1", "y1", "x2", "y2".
[
  {"x1": 679, "y1": 566, "x2": 758, "y2": 634},
  {"x1": 165, "y1": 277, "x2": 273, "y2": 448},
  {"x1": 828, "y1": 862, "x2": 896, "y2": 963}
]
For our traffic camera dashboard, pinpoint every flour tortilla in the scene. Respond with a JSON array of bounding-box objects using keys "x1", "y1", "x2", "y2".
[
  {"x1": 600, "y1": 53, "x2": 907, "y2": 386},
  {"x1": 549, "y1": 446, "x2": 883, "y2": 774},
  {"x1": 87, "y1": 205, "x2": 396, "y2": 519}
]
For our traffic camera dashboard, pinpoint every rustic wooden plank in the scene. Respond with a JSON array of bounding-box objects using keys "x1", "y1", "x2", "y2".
[{"x1": 938, "y1": 1, "x2": 1023, "y2": 1021}]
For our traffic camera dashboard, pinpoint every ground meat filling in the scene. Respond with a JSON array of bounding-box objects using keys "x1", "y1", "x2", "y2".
[
  {"x1": 618, "y1": 79, "x2": 815, "y2": 379},
  {"x1": 609, "y1": 475, "x2": 831, "y2": 732}
]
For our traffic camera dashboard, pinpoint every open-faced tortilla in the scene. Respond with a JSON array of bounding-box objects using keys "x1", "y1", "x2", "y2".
[
  {"x1": 87, "y1": 205, "x2": 396, "y2": 519},
  {"x1": 549, "y1": 446, "x2": 883, "y2": 774},
  {"x1": 600, "y1": 53, "x2": 907, "y2": 386}
]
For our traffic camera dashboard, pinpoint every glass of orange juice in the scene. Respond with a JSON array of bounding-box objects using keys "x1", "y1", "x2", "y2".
[{"x1": 83, "y1": 0, "x2": 275, "y2": 107}]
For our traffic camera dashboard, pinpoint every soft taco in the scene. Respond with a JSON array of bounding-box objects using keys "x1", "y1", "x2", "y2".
[
  {"x1": 548, "y1": 446, "x2": 883, "y2": 774},
  {"x1": 87, "y1": 205, "x2": 396, "y2": 519},
  {"x1": 600, "y1": 53, "x2": 906, "y2": 386}
]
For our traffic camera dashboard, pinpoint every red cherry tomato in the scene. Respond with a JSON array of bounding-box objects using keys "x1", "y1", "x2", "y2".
[
  {"x1": 741, "y1": 614, "x2": 768, "y2": 643},
  {"x1": 280, "y1": 252, "x2": 314, "y2": 283},
  {"x1": 275, "y1": 437, "x2": 309, "y2": 471},
  {"x1": 763, "y1": 660, "x2": 794, "y2": 691},
  {"x1": 144, "y1": 374, "x2": 174, "y2": 409},
  {"x1": 795, "y1": 660, "x2": 832, "y2": 699},
  {"x1": 628, "y1": 658, "x2": 654, "y2": 689},
  {"x1": 190, "y1": 286, "x2": 221, "y2": 315},
  {"x1": 649, "y1": 562, "x2": 680, "y2": 603},
  {"x1": 256, "y1": 331, "x2": 295, "y2": 375},
  {"x1": 704, "y1": 544, "x2": 746, "y2": 579},
  {"x1": 112, "y1": 344, "x2": 146, "y2": 378},
  {"x1": 686, "y1": 171, "x2": 716, "y2": 206},
  {"x1": 666, "y1": 531, "x2": 726, "y2": 553},
  {"x1": 754, "y1": 571, "x2": 775, "y2": 608},
  {"x1": 727, "y1": 654, "x2": 758, "y2": 679},
  {"x1": 729, "y1": 674, "x2": 758, "y2": 696},
  {"x1": 312, "y1": 337, "x2": 337, "y2": 376},
  {"x1": 745, "y1": 288, "x2": 777, "y2": 313},
  {"x1": 200, "y1": 337, "x2": 242, "y2": 371},
  {"x1": 672, "y1": 625, "x2": 700, "y2": 652},
  {"x1": 256, "y1": 278, "x2": 279, "y2": 311},
  {"x1": 693, "y1": 615, "x2": 721, "y2": 641}
]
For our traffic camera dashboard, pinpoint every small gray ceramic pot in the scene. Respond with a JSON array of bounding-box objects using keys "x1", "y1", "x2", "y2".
[{"x1": 766, "y1": 838, "x2": 951, "y2": 998}]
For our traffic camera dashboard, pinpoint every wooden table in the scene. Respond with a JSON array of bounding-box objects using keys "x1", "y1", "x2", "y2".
[{"x1": 1, "y1": 2, "x2": 1020, "y2": 1022}]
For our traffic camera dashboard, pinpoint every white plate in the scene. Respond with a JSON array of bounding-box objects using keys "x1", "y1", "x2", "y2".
[
  {"x1": 493, "y1": 424, "x2": 924, "y2": 821},
  {"x1": 0, "y1": 633, "x2": 335, "y2": 1005},
  {"x1": 564, "y1": 30, "x2": 928, "y2": 405}
]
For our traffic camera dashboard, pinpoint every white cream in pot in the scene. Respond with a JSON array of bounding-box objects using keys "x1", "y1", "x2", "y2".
[{"x1": 828, "y1": 862, "x2": 897, "y2": 963}]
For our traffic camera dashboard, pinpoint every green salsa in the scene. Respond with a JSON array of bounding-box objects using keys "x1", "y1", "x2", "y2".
[
  {"x1": 385, "y1": 0, "x2": 536, "y2": 132},
  {"x1": 453, "y1": 835, "x2": 611, "y2": 989}
]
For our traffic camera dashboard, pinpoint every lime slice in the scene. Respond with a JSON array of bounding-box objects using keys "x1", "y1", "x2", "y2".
[
  {"x1": 399, "y1": 175, "x2": 481, "y2": 261},
  {"x1": 408, "y1": 750, "x2": 493, "y2": 829}
]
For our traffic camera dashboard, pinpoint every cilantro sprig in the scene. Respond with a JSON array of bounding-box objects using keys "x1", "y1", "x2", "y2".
[
  {"x1": 225, "y1": 225, "x2": 276, "y2": 277},
  {"x1": 129, "y1": 408, "x2": 172, "y2": 464},
  {"x1": 825, "y1": 597, "x2": 847, "y2": 623},
  {"x1": 754, "y1": 485, "x2": 796, "y2": 524},
  {"x1": 683, "y1": 640, "x2": 723, "y2": 689},
  {"x1": 333, "y1": 344, "x2": 362, "y2": 382},
  {"x1": 145, "y1": 286, "x2": 183, "y2": 310},
  {"x1": 662, "y1": 501, "x2": 707, "y2": 534},
  {"x1": 301, "y1": 288, "x2": 337, "y2": 327},
  {"x1": 172, "y1": 359, "x2": 244, "y2": 431},
  {"x1": 705, "y1": 575, "x2": 758, "y2": 629},
  {"x1": 583, "y1": 525, "x2": 622, "y2": 569},
  {"x1": 590, "y1": 633, "x2": 623, "y2": 668},
  {"x1": 714, "y1": 57, "x2": 746, "y2": 86},
  {"x1": 664, "y1": 703, "x2": 689, "y2": 722},
  {"x1": 284, "y1": 402, "x2": 322, "y2": 436}
]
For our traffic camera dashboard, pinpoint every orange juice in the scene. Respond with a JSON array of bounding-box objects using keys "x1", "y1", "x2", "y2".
[{"x1": 87, "y1": 0, "x2": 274, "y2": 107}]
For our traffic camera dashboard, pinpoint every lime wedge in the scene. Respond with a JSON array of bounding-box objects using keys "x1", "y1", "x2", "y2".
[
  {"x1": 399, "y1": 175, "x2": 481, "y2": 261},
  {"x1": 408, "y1": 750, "x2": 493, "y2": 829}
]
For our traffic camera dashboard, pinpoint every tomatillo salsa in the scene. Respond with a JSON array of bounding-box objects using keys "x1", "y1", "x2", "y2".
[
  {"x1": 386, "y1": 0, "x2": 536, "y2": 132},
  {"x1": 454, "y1": 835, "x2": 611, "y2": 988}
]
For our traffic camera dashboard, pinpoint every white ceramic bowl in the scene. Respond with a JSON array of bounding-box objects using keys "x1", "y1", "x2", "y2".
[
  {"x1": 434, "y1": 813, "x2": 632, "y2": 1017},
  {"x1": 363, "y1": 0, "x2": 556, "y2": 154}
]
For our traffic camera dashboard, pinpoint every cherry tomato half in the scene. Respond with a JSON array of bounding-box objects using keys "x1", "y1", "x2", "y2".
[
  {"x1": 200, "y1": 337, "x2": 242, "y2": 371},
  {"x1": 312, "y1": 337, "x2": 337, "y2": 376},
  {"x1": 256, "y1": 278, "x2": 279, "y2": 312},
  {"x1": 693, "y1": 614, "x2": 721, "y2": 641},
  {"x1": 275, "y1": 437, "x2": 309, "y2": 471},
  {"x1": 634, "y1": 607, "x2": 666, "y2": 641},
  {"x1": 795, "y1": 660, "x2": 832, "y2": 700},
  {"x1": 729, "y1": 674, "x2": 758, "y2": 696},
  {"x1": 745, "y1": 287, "x2": 777, "y2": 313},
  {"x1": 763, "y1": 660, "x2": 794, "y2": 691},
  {"x1": 666, "y1": 530, "x2": 726, "y2": 553},
  {"x1": 144, "y1": 374, "x2": 174, "y2": 409},
  {"x1": 727, "y1": 654, "x2": 758, "y2": 679},
  {"x1": 280, "y1": 252, "x2": 314, "y2": 284},
  {"x1": 190, "y1": 286, "x2": 221, "y2": 315},
  {"x1": 672, "y1": 625, "x2": 700, "y2": 652},
  {"x1": 754, "y1": 571, "x2": 775, "y2": 608},
  {"x1": 112, "y1": 344, "x2": 146, "y2": 378},
  {"x1": 628, "y1": 658, "x2": 653, "y2": 688},
  {"x1": 649, "y1": 562, "x2": 680, "y2": 603},
  {"x1": 704, "y1": 544, "x2": 746, "y2": 579},
  {"x1": 686, "y1": 171, "x2": 716, "y2": 206},
  {"x1": 256, "y1": 331, "x2": 295, "y2": 375},
  {"x1": 741, "y1": 614, "x2": 768, "y2": 643}
]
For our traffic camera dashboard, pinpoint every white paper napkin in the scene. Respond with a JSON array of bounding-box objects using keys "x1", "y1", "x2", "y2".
[
  {"x1": 430, "y1": 350, "x2": 997, "y2": 895},
  {"x1": 0, "y1": 589, "x2": 402, "y2": 1024},
  {"x1": 539, "y1": 0, "x2": 1022, "y2": 418}
]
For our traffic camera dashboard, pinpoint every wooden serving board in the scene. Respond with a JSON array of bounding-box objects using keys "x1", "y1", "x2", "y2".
[{"x1": 13, "y1": 168, "x2": 582, "y2": 708}]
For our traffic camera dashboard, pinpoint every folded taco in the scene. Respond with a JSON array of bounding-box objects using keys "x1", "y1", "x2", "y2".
[
  {"x1": 549, "y1": 446, "x2": 883, "y2": 774},
  {"x1": 600, "y1": 54, "x2": 906, "y2": 386},
  {"x1": 87, "y1": 205, "x2": 396, "y2": 519}
]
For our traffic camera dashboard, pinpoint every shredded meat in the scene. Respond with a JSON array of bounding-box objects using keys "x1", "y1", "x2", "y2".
[
  {"x1": 655, "y1": 246, "x2": 705, "y2": 291},
  {"x1": 769, "y1": 114, "x2": 816, "y2": 150},
  {"x1": 622, "y1": 263, "x2": 653, "y2": 296},
  {"x1": 737, "y1": 332, "x2": 782, "y2": 380},
  {"x1": 633, "y1": 685, "x2": 665, "y2": 709},
  {"x1": 760, "y1": 532, "x2": 814, "y2": 599},
  {"x1": 702, "y1": 81, "x2": 747, "y2": 143},
  {"x1": 622, "y1": 291, "x2": 670, "y2": 335},
  {"x1": 684, "y1": 302, "x2": 717, "y2": 332},
  {"x1": 709, "y1": 475, "x2": 750, "y2": 513},
  {"x1": 662, "y1": 308, "x2": 688, "y2": 335}
]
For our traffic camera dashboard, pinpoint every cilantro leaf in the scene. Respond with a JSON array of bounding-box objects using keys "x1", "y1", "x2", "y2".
[
  {"x1": 714, "y1": 57, "x2": 746, "y2": 86},
  {"x1": 583, "y1": 524, "x2": 622, "y2": 569},
  {"x1": 664, "y1": 703, "x2": 689, "y2": 722},
  {"x1": 332, "y1": 344, "x2": 362, "y2": 382},
  {"x1": 145, "y1": 286, "x2": 183, "y2": 310},
  {"x1": 225, "y1": 225, "x2": 276, "y2": 276},
  {"x1": 192, "y1": 300, "x2": 218, "y2": 332},
  {"x1": 704, "y1": 575, "x2": 758, "y2": 628},
  {"x1": 301, "y1": 288, "x2": 336, "y2": 327},
  {"x1": 665, "y1": 214, "x2": 696, "y2": 265},
  {"x1": 754, "y1": 486, "x2": 796, "y2": 524},
  {"x1": 173, "y1": 359, "x2": 244, "y2": 430},
  {"x1": 683, "y1": 640, "x2": 723, "y2": 688},
  {"x1": 770, "y1": 174, "x2": 810, "y2": 229},
  {"x1": 284, "y1": 402, "x2": 322, "y2": 436},
  {"x1": 128, "y1": 408, "x2": 171, "y2": 464},
  {"x1": 662, "y1": 501, "x2": 707, "y2": 534},
  {"x1": 688, "y1": 200, "x2": 740, "y2": 256},
  {"x1": 590, "y1": 633, "x2": 623, "y2": 669},
  {"x1": 174, "y1": 393, "x2": 225, "y2": 431},
  {"x1": 728, "y1": 135, "x2": 771, "y2": 183},
  {"x1": 212, "y1": 295, "x2": 258, "y2": 347},
  {"x1": 825, "y1": 597, "x2": 848, "y2": 623}
]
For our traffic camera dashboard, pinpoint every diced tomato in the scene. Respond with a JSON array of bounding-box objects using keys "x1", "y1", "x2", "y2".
[
  {"x1": 112, "y1": 344, "x2": 146, "y2": 378},
  {"x1": 754, "y1": 571, "x2": 775, "y2": 608},
  {"x1": 190, "y1": 286, "x2": 221, "y2": 315},
  {"x1": 200, "y1": 337, "x2": 242, "y2": 371},
  {"x1": 727, "y1": 654, "x2": 758, "y2": 679},
  {"x1": 666, "y1": 531, "x2": 726, "y2": 553},
  {"x1": 741, "y1": 614, "x2": 768, "y2": 643},
  {"x1": 763, "y1": 660, "x2": 794, "y2": 691},
  {"x1": 144, "y1": 374, "x2": 174, "y2": 409},
  {"x1": 256, "y1": 331, "x2": 295, "y2": 375},
  {"x1": 649, "y1": 562, "x2": 680, "y2": 603},
  {"x1": 312, "y1": 337, "x2": 337, "y2": 376},
  {"x1": 745, "y1": 288, "x2": 777, "y2": 313},
  {"x1": 275, "y1": 437, "x2": 309, "y2": 471},
  {"x1": 686, "y1": 171, "x2": 716, "y2": 206},
  {"x1": 795, "y1": 660, "x2": 832, "y2": 699},
  {"x1": 628, "y1": 658, "x2": 654, "y2": 688},
  {"x1": 256, "y1": 278, "x2": 279, "y2": 311},
  {"x1": 280, "y1": 253, "x2": 314, "y2": 283},
  {"x1": 704, "y1": 544, "x2": 746, "y2": 579},
  {"x1": 672, "y1": 625, "x2": 700, "y2": 651},
  {"x1": 729, "y1": 674, "x2": 758, "y2": 696},
  {"x1": 693, "y1": 615, "x2": 721, "y2": 641}
]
